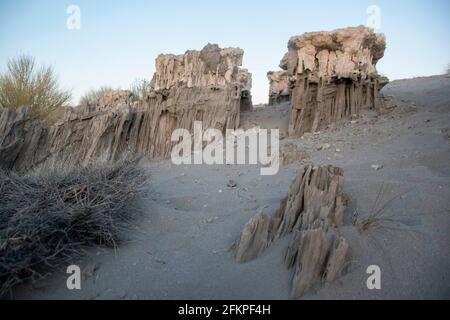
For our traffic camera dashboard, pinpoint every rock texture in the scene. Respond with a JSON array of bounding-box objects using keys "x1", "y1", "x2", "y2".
[
  {"x1": 150, "y1": 44, "x2": 244, "y2": 91},
  {"x1": 235, "y1": 165, "x2": 349, "y2": 298},
  {"x1": 0, "y1": 44, "x2": 251, "y2": 171},
  {"x1": 274, "y1": 26, "x2": 387, "y2": 136},
  {"x1": 95, "y1": 90, "x2": 133, "y2": 111},
  {"x1": 235, "y1": 212, "x2": 271, "y2": 263},
  {"x1": 150, "y1": 43, "x2": 252, "y2": 112},
  {"x1": 238, "y1": 69, "x2": 253, "y2": 112},
  {"x1": 267, "y1": 71, "x2": 292, "y2": 105},
  {"x1": 279, "y1": 142, "x2": 308, "y2": 166}
]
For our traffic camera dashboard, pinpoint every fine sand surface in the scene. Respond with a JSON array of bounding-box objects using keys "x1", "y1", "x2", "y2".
[{"x1": 15, "y1": 75, "x2": 450, "y2": 299}]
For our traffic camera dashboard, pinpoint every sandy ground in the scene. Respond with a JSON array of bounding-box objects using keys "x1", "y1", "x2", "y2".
[{"x1": 14, "y1": 75, "x2": 450, "y2": 300}]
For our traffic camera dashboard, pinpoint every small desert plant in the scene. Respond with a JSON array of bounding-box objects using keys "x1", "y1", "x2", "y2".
[
  {"x1": 0, "y1": 159, "x2": 148, "y2": 298},
  {"x1": 350, "y1": 183, "x2": 427, "y2": 277},
  {"x1": 129, "y1": 78, "x2": 150, "y2": 101},
  {"x1": 79, "y1": 79, "x2": 149, "y2": 107},
  {"x1": 78, "y1": 86, "x2": 115, "y2": 107},
  {"x1": 0, "y1": 55, "x2": 71, "y2": 125},
  {"x1": 352, "y1": 183, "x2": 416, "y2": 234}
]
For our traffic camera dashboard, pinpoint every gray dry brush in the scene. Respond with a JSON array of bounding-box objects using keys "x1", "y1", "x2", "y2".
[{"x1": 0, "y1": 159, "x2": 148, "y2": 297}]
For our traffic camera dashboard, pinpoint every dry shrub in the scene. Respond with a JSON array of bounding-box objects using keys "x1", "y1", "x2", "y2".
[
  {"x1": 0, "y1": 55, "x2": 71, "y2": 125},
  {"x1": 129, "y1": 78, "x2": 150, "y2": 101},
  {"x1": 0, "y1": 159, "x2": 148, "y2": 297},
  {"x1": 78, "y1": 86, "x2": 115, "y2": 107},
  {"x1": 78, "y1": 78, "x2": 149, "y2": 108}
]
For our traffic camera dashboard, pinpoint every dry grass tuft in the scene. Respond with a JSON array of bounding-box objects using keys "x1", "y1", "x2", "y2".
[
  {"x1": 352, "y1": 183, "x2": 417, "y2": 235},
  {"x1": 0, "y1": 159, "x2": 148, "y2": 297}
]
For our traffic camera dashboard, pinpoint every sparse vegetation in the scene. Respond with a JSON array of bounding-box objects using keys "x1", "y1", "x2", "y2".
[
  {"x1": 78, "y1": 79, "x2": 150, "y2": 107},
  {"x1": 78, "y1": 86, "x2": 115, "y2": 107},
  {"x1": 352, "y1": 183, "x2": 416, "y2": 234},
  {"x1": 0, "y1": 159, "x2": 148, "y2": 298},
  {"x1": 130, "y1": 78, "x2": 150, "y2": 101},
  {"x1": 0, "y1": 55, "x2": 71, "y2": 125}
]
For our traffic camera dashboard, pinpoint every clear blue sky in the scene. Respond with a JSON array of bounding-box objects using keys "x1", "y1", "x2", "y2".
[{"x1": 1, "y1": 0, "x2": 449, "y2": 104}]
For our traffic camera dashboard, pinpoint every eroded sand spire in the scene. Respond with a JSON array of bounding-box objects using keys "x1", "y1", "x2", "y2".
[
  {"x1": 235, "y1": 165, "x2": 350, "y2": 298},
  {"x1": 268, "y1": 26, "x2": 388, "y2": 136}
]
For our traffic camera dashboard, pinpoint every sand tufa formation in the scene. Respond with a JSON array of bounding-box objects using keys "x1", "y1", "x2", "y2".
[
  {"x1": 235, "y1": 165, "x2": 349, "y2": 298},
  {"x1": 268, "y1": 26, "x2": 387, "y2": 136},
  {"x1": 0, "y1": 44, "x2": 252, "y2": 171},
  {"x1": 0, "y1": 27, "x2": 388, "y2": 171},
  {"x1": 267, "y1": 70, "x2": 292, "y2": 106}
]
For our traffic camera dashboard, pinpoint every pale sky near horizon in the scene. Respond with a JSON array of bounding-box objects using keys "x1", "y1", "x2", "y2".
[{"x1": 0, "y1": 0, "x2": 449, "y2": 105}]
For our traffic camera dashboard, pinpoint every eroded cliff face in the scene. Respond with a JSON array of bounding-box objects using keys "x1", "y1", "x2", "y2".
[
  {"x1": 238, "y1": 69, "x2": 253, "y2": 112},
  {"x1": 267, "y1": 70, "x2": 292, "y2": 105},
  {"x1": 150, "y1": 43, "x2": 252, "y2": 112},
  {"x1": 0, "y1": 44, "x2": 251, "y2": 171},
  {"x1": 276, "y1": 26, "x2": 387, "y2": 136}
]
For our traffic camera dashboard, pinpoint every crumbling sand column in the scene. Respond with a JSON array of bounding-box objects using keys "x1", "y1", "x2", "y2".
[{"x1": 272, "y1": 26, "x2": 388, "y2": 136}]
